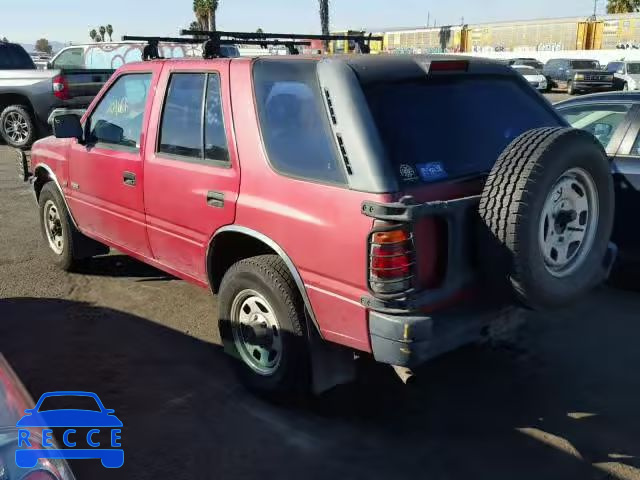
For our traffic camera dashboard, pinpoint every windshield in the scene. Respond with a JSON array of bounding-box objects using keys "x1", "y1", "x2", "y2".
[
  {"x1": 570, "y1": 60, "x2": 600, "y2": 70},
  {"x1": 0, "y1": 43, "x2": 35, "y2": 70},
  {"x1": 628, "y1": 63, "x2": 640, "y2": 74},
  {"x1": 363, "y1": 75, "x2": 562, "y2": 184}
]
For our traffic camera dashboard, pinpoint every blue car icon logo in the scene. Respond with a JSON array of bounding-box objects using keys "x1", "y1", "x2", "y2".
[{"x1": 15, "y1": 391, "x2": 123, "y2": 469}]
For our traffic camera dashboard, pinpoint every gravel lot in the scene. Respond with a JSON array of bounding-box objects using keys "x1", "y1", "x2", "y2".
[{"x1": 1, "y1": 137, "x2": 640, "y2": 480}]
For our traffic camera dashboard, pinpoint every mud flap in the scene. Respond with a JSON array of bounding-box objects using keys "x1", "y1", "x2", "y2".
[{"x1": 308, "y1": 322, "x2": 356, "y2": 394}]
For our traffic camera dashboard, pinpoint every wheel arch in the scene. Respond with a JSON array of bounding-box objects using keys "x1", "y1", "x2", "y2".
[
  {"x1": 32, "y1": 163, "x2": 79, "y2": 229},
  {"x1": 207, "y1": 226, "x2": 321, "y2": 335},
  {"x1": 0, "y1": 92, "x2": 35, "y2": 113}
]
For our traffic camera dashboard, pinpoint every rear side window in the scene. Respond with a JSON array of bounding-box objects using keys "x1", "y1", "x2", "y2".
[
  {"x1": 363, "y1": 76, "x2": 562, "y2": 184},
  {"x1": 158, "y1": 72, "x2": 229, "y2": 164},
  {"x1": 0, "y1": 44, "x2": 35, "y2": 69},
  {"x1": 52, "y1": 48, "x2": 85, "y2": 69},
  {"x1": 253, "y1": 59, "x2": 345, "y2": 185},
  {"x1": 159, "y1": 73, "x2": 206, "y2": 159}
]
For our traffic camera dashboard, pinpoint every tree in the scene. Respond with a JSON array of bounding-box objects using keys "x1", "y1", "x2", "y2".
[
  {"x1": 193, "y1": 0, "x2": 220, "y2": 31},
  {"x1": 106, "y1": 24, "x2": 114, "y2": 42},
  {"x1": 95, "y1": 34, "x2": 103, "y2": 42},
  {"x1": 256, "y1": 28, "x2": 264, "y2": 34},
  {"x1": 1, "y1": 36, "x2": 8, "y2": 42},
  {"x1": 319, "y1": 0, "x2": 330, "y2": 50},
  {"x1": 99, "y1": 25, "x2": 107, "y2": 41},
  {"x1": 89, "y1": 29, "x2": 97, "y2": 42},
  {"x1": 606, "y1": 0, "x2": 640, "y2": 13},
  {"x1": 35, "y1": 38, "x2": 53, "y2": 54}
]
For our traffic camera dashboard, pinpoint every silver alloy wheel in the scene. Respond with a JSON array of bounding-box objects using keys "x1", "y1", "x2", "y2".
[
  {"x1": 3, "y1": 111, "x2": 29, "y2": 144},
  {"x1": 43, "y1": 200, "x2": 64, "y2": 255},
  {"x1": 230, "y1": 289, "x2": 283, "y2": 376},
  {"x1": 538, "y1": 167, "x2": 599, "y2": 278}
]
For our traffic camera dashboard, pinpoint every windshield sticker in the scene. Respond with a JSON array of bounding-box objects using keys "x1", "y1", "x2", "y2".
[
  {"x1": 399, "y1": 164, "x2": 419, "y2": 182},
  {"x1": 417, "y1": 162, "x2": 448, "y2": 183}
]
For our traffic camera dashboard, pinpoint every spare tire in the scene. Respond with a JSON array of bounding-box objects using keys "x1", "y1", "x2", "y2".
[{"x1": 479, "y1": 127, "x2": 614, "y2": 310}]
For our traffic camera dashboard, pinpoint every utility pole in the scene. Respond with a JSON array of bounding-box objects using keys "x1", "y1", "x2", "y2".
[
  {"x1": 593, "y1": 0, "x2": 598, "y2": 18},
  {"x1": 427, "y1": 11, "x2": 430, "y2": 28}
]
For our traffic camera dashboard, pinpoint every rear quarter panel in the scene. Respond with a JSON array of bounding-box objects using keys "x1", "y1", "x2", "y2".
[{"x1": 229, "y1": 60, "x2": 386, "y2": 352}]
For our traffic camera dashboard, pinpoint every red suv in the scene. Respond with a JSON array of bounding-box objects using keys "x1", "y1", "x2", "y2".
[{"x1": 26, "y1": 54, "x2": 616, "y2": 395}]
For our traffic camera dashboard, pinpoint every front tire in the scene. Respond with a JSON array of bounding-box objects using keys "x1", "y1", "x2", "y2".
[
  {"x1": 567, "y1": 80, "x2": 575, "y2": 95},
  {"x1": 0, "y1": 105, "x2": 36, "y2": 149},
  {"x1": 218, "y1": 255, "x2": 309, "y2": 396}
]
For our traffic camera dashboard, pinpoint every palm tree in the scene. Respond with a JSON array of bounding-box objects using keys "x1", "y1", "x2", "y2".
[
  {"x1": 106, "y1": 24, "x2": 113, "y2": 42},
  {"x1": 319, "y1": 0, "x2": 330, "y2": 50},
  {"x1": 607, "y1": 0, "x2": 640, "y2": 12},
  {"x1": 99, "y1": 26, "x2": 107, "y2": 42},
  {"x1": 193, "y1": 0, "x2": 209, "y2": 30},
  {"x1": 208, "y1": 0, "x2": 219, "y2": 32},
  {"x1": 89, "y1": 29, "x2": 97, "y2": 42}
]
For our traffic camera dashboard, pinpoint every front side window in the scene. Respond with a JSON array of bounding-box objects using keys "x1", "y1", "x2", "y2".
[
  {"x1": 253, "y1": 59, "x2": 345, "y2": 185},
  {"x1": 52, "y1": 48, "x2": 85, "y2": 69},
  {"x1": 89, "y1": 73, "x2": 152, "y2": 149},
  {"x1": 559, "y1": 103, "x2": 631, "y2": 148}
]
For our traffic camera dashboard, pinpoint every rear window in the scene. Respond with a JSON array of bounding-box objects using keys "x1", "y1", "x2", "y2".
[
  {"x1": 570, "y1": 60, "x2": 600, "y2": 70},
  {"x1": 0, "y1": 44, "x2": 35, "y2": 70},
  {"x1": 253, "y1": 59, "x2": 345, "y2": 185},
  {"x1": 363, "y1": 75, "x2": 562, "y2": 184}
]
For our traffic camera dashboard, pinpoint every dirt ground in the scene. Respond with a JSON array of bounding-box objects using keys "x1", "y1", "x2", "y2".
[{"x1": 1, "y1": 145, "x2": 640, "y2": 480}]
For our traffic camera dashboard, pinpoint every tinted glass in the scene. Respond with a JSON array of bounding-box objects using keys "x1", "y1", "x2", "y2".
[
  {"x1": 52, "y1": 48, "x2": 85, "y2": 69},
  {"x1": 570, "y1": 60, "x2": 600, "y2": 70},
  {"x1": 89, "y1": 73, "x2": 151, "y2": 149},
  {"x1": 204, "y1": 74, "x2": 229, "y2": 162},
  {"x1": 559, "y1": 103, "x2": 631, "y2": 148},
  {"x1": 628, "y1": 63, "x2": 640, "y2": 74},
  {"x1": 159, "y1": 73, "x2": 206, "y2": 158},
  {"x1": 607, "y1": 62, "x2": 621, "y2": 72},
  {"x1": 0, "y1": 43, "x2": 35, "y2": 69},
  {"x1": 254, "y1": 59, "x2": 345, "y2": 184},
  {"x1": 364, "y1": 76, "x2": 562, "y2": 184}
]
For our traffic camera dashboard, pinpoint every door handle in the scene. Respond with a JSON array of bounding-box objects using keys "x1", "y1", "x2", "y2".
[
  {"x1": 123, "y1": 171, "x2": 136, "y2": 186},
  {"x1": 206, "y1": 191, "x2": 224, "y2": 208}
]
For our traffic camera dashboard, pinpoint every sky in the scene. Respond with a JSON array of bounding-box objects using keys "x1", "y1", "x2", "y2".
[{"x1": 1, "y1": 0, "x2": 607, "y2": 45}]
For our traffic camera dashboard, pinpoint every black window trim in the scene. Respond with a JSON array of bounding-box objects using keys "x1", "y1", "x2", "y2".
[
  {"x1": 86, "y1": 71, "x2": 154, "y2": 153},
  {"x1": 251, "y1": 58, "x2": 348, "y2": 188},
  {"x1": 155, "y1": 71, "x2": 231, "y2": 169}
]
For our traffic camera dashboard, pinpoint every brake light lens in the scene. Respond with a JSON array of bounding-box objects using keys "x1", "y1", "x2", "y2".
[
  {"x1": 52, "y1": 75, "x2": 69, "y2": 100},
  {"x1": 369, "y1": 227, "x2": 415, "y2": 295},
  {"x1": 429, "y1": 60, "x2": 469, "y2": 73}
]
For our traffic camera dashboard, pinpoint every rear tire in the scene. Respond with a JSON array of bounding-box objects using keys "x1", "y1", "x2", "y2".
[
  {"x1": 0, "y1": 105, "x2": 36, "y2": 149},
  {"x1": 218, "y1": 255, "x2": 309, "y2": 397},
  {"x1": 479, "y1": 127, "x2": 614, "y2": 310}
]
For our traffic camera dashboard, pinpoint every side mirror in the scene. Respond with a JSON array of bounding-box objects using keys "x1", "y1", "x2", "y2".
[{"x1": 52, "y1": 114, "x2": 83, "y2": 141}]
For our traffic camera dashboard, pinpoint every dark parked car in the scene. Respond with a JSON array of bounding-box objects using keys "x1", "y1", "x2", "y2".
[
  {"x1": 555, "y1": 92, "x2": 640, "y2": 265},
  {"x1": 543, "y1": 58, "x2": 614, "y2": 95},
  {"x1": 0, "y1": 354, "x2": 76, "y2": 480}
]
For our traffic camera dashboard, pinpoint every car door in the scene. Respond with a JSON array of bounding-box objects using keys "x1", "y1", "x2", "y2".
[
  {"x1": 607, "y1": 105, "x2": 640, "y2": 260},
  {"x1": 66, "y1": 64, "x2": 160, "y2": 257},
  {"x1": 143, "y1": 61, "x2": 239, "y2": 282}
]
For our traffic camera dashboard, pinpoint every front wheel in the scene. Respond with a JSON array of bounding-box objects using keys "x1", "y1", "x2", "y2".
[
  {"x1": 218, "y1": 255, "x2": 309, "y2": 396},
  {"x1": 567, "y1": 80, "x2": 575, "y2": 95},
  {"x1": 623, "y1": 82, "x2": 629, "y2": 92}
]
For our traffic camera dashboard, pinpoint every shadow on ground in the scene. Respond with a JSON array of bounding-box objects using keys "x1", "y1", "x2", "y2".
[
  {"x1": 1, "y1": 295, "x2": 639, "y2": 480},
  {"x1": 73, "y1": 254, "x2": 176, "y2": 282}
]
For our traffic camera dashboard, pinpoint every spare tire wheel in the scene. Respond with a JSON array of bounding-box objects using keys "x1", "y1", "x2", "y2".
[{"x1": 479, "y1": 127, "x2": 614, "y2": 310}]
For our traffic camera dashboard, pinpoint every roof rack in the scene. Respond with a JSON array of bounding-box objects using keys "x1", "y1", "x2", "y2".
[
  {"x1": 182, "y1": 30, "x2": 384, "y2": 55},
  {"x1": 122, "y1": 35, "x2": 311, "y2": 59}
]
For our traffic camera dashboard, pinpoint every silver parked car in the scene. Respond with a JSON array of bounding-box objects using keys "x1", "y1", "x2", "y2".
[{"x1": 512, "y1": 65, "x2": 548, "y2": 91}]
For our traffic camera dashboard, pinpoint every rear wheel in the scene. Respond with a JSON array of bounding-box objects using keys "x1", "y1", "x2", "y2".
[
  {"x1": 0, "y1": 105, "x2": 36, "y2": 149},
  {"x1": 218, "y1": 255, "x2": 309, "y2": 396},
  {"x1": 479, "y1": 127, "x2": 614, "y2": 310}
]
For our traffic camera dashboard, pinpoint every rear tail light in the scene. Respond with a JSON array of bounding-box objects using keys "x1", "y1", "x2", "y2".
[
  {"x1": 52, "y1": 75, "x2": 69, "y2": 100},
  {"x1": 368, "y1": 226, "x2": 415, "y2": 295}
]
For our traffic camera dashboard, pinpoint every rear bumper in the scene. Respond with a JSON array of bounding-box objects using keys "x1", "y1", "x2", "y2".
[{"x1": 369, "y1": 306, "x2": 526, "y2": 367}]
